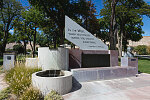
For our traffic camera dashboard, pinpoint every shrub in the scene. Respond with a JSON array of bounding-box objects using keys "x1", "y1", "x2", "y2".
[
  {"x1": 27, "y1": 49, "x2": 31, "y2": 53},
  {"x1": 0, "y1": 87, "x2": 11, "y2": 100},
  {"x1": 44, "y1": 90, "x2": 64, "y2": 100},
  {"x1": 146, "y1": 46, "x2": 150, "y2": 55},
  {"x1": 134, "y1": 45, "x2": 148, "y2": 55},
  {"x1": 20, "y1": 87, "x2": 43, "y2": 100},
  {"x1": 13, "y1": 44, "x2": 24, "y2": 54},
  {"x1": 5, "y1": 64, "x2": 41, "y2": 96}
]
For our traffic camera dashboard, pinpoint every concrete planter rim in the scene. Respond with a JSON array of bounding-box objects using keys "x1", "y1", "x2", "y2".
[
  {"x1": 32, "y1": 70, "x2": 72, "y2": 79},
  {"x1": 38, "y1": 47, "x2": 68, "y2": 50}
]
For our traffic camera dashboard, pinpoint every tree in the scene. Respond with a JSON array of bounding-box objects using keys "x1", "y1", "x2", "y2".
[
  {"x1": 28, "y1": 0, "x2": 89, "y2": 45},
  {"x1": 0, "y1": 24, "x2": 3, "y2": 55},
  {"x1": 98, "y1": 18, "x2": 109, "y2": 43},
  {"x1": 100, "y1": 0, "x2": 148, "y2": 57},
  {"x1": 21, "y1": 7, "x2": 44, "y2": 57},
  {"x1": 0, "y1": 0, "x2": 23, "y2": 53},
  {"x1": 109, "y1": 0, "x2": 118, "y2": 50},
  {"x1": 13, "y1": 17, "x2": 28, "y2": 55},
  {"x1": 36, "y1": 32, "x2": 52, "y2": 47},
  {"x1": 38, "y1": 18, "x2": 58, "y2": 48},
  {"x1": 83, "y1": 0, "x2": 101, "y2": 38},
  {"x1": 13, "y1": 44, "x2": 24, "y2": 54},
  {"x1": 0, "y1": 0, "x2": 3, "y2": 9}
]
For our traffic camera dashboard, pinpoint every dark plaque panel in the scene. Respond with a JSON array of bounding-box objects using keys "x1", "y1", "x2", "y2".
[
  {"x1": 82, "y1": 54, "x2": 110, "y2": 68},
  {"x1": 7, "y1": 56, "x2": 11, "y2": 60},
  {"x1": 131, "y1": 59, "x2": 136, "y2": 61}
]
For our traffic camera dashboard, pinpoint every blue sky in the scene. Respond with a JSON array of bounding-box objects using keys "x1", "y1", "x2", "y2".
[{"x1": 15, "y1": 0, "x2": 150, "y2": 36}]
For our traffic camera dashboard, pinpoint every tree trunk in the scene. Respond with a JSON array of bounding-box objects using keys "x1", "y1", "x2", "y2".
[
  {"x1": 23, "y1": 40, "x2": 26, "y2": 56},
  {"x1": 29, "y1": 40, "x2": 33, "y2": 51},
  {"x1": 85, "y1": 17, "x2": 88, "y2": 30},
  {"x1": 53, "y1": 34, "x2": 57, "y2": 49},
  {"x1": 117, "y1": 31, "x2": 120, "y2": 58},
  {"x1": 2, "y1": 39, "x2": 7, "y2": 53},
  {"x1": 59, "y1": 27, "x2": 64, "y2": 45},
  {"x1": 120, "y1": 32, "x2": 123, "y2": 57},
  {"x1": 2, "y1": 30, "x2": 9, "y2": 53},
  {"x1": 110, "y1": 0, "x2": 116, "y2": 50},
  {"x1": 118, "y1": 23, "x2": 123, "y2": 58},
  {"x1": 33, "y1": 27, "x2": 36, "y2": 58}
]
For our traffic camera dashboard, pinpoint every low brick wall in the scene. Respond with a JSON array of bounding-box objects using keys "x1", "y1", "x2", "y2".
[{"x1": 71, "y1": 66, "x2": 137, "y2": 82}]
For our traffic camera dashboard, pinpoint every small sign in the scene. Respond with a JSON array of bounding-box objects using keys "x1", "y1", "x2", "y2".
[
  {"x1": 131, "y1": 59, "x2": 136, "y2": 61},
  {"x1": 65, "y1": 16, "x2": 108, "y2": 50}
]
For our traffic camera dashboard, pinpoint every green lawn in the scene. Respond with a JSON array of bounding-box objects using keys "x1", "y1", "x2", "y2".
[{"x1": 138, "y1": 58, "x2": 150, "y2": 74}]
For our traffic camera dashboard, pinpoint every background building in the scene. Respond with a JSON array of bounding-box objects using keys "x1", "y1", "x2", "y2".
[{"x1": 128, "y1": 36, "x2": 150, "y2": 47}]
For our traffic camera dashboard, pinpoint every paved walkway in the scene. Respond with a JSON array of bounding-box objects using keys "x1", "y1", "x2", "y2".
[
  {"x1": 63, "y1": 73, "x2": 150, "y2": 100},
  {"x1": 0, "y1": 73, "x2": 8, "y2": 91}
]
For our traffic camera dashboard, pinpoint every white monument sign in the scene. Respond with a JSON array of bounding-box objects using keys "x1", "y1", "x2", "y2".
[{"x1": 65, "y1": 16, "x2": 108, "y2": 50}]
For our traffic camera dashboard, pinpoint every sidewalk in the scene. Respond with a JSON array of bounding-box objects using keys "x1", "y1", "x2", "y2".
[
  {"x1": 63, "y1": 73, "x2": 150, "y2": 100},
  {"x1": 0, "y1": 73, "x2": 8, "y2": 91}
]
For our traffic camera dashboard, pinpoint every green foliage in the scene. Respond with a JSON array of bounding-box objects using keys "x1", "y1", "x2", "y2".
[
  {"x1": 134, "y1": 45, "x2": 148, "y2": 55},
  {"x1": 100, "y1": 0, "x2": 148, "y2": 51},
  {"x1": 13, "y1": 44, "x2": 24, "y2": 54},
  {"x1": 20, "y1": 87, "x2": 43, "y2": 100},
  {"x1": 138, "y1": 58, "x2": 150, "y2": 74},
  {"x1": 0, "y1": 87, "x2": 11, "y2": 100},
  {"x1": 36, "y1": 32, "x2": 53, "y2": 47},
  {"x1": 98, "y1": 18, "x2": 109, "y2": 42},
  {"x1": 44, "y1": 90, "x2": 64, "y2": 100},
  {"x1": 0, "y1": 56, "x2": 3, "y2": 66},
  {"x1": 0, "y1": 0, "x2": 23, "y2": 53},
  {"x1": 5, "y1": 64, "x2": 41, "y2": 96},
  {"x1": 0, "y1": 66, "x2": 3, "y2": 74},
  {"x1": 27, "y1": 49, "x2": 31, "y2": 52},
  {"x1": 28, "y1": 0, "x2": 89, "y2": 45},
  {"x1": 0, "y1": 0, "x2": 3, "y2": 9},
  {"x1": 0, "y1": 24, "x2": 4, "y2": 55},
  {"x1": 146, "y1": 46, "x2": 150, "y2": 54}
]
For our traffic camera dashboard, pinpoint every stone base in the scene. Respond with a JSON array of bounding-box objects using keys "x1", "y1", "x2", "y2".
[
  {"x1": 3, "y1": 53, "x2": 15, "y2": 71},
  {"x1": 71, "y1": 66, "x2": 137, "y2": 82},
  {"x1": 121, "y1": 57, "x2": 138, "y2": 74},
  {"x1": 69, "y1": 49, "x2": 118, "y2": 68}
]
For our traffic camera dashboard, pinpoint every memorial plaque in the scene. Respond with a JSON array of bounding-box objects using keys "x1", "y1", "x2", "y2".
[
  {"x1": 131, "y1": 59, "x2": 136, "y2": 61},
  {"x1": 82, "y1": 54, "x2": 110, "y2": 68},
  {"x1": 65, "y1": 16, "x2": 108, "y2": 50}
]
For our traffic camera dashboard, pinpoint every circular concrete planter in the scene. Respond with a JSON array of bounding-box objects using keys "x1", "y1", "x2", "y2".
[{"x1": 32, "y1": 70, "x2": 72, "y2": 95}]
